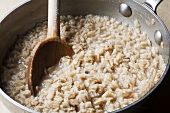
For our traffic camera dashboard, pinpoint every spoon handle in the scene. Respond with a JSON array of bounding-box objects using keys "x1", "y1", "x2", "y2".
[{"x1": 47, "y1": 0, "x2": 60, "y2": 39}]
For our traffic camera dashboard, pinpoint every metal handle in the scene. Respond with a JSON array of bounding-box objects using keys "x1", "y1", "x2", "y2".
[{"x1": 144, "y1": 0, "x2": 162, "y2": 13}]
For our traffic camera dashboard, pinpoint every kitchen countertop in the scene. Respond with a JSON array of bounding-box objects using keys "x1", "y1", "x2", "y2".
[{"x1": 0, "y1": 0, "x2": 169, "y2": 113}]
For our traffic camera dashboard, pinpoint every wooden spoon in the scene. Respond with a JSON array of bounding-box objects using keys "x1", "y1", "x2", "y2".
[{"x1": 27, "y1": 0, "x2": 74, "y2": 96}]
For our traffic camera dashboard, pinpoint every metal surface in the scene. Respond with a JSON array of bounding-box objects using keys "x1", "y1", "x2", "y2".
[
  {"x1": 0, "y1": 0, "x2": 169, "y2": 113},
  {"x1": 145, "y1": 0, "x2": 162, "y2": 12},
  {"x1": 155, "y1": 30, "x2": 163, "y2": 45},
  {"x1": 119, "y1": 4, "x2": 132, "y2": 17}
]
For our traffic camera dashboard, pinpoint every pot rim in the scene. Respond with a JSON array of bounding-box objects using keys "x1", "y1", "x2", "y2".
[{"x1": 0, "y1": 0, "x2": 30, "y2": 23}]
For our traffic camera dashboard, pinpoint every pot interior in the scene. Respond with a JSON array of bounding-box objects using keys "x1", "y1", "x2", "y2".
[{"x1": 0, "y1": 0, "x2": 169, "y2": 112}]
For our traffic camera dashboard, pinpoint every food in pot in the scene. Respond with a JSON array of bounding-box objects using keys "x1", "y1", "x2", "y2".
[{"x1": 3, "y1": 15, "x2": 166, "y2": 113}]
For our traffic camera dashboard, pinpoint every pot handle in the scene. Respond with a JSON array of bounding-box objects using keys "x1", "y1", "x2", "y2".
[{"x1": 144, "y1": 0, "x2": 162, "y2": 13}]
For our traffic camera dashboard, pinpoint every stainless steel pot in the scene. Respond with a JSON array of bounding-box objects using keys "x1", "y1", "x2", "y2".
[{"x1": 0, "y1": 0, "x2": 169, "y2": 113}]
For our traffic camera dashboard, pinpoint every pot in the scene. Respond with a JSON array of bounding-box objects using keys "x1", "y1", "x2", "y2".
[{"x1": 0, "y1": 0, "x2": 169, "y2": 113}]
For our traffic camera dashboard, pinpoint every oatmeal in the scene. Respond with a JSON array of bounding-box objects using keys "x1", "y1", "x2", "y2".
[{"x1": 3, "y1": 15, "x2": 166, "y2": 113}]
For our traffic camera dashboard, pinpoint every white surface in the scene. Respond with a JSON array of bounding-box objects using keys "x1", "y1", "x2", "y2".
[{"x1": 0, "y1": 0, "x2": 29, "y2": 20}]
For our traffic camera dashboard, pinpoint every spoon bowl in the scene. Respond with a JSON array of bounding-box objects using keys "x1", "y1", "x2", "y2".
[{"x1": 27, "y1": 0, "x2": 74, "y2": 96}]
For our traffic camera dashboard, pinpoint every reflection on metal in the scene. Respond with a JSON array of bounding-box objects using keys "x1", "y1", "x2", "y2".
[
  {"x1": 144, "y1": 0, "x2": 162, "y2": 12},
  {"x1": 119, "y1": 3, "x2": 132, "y2": 17},
  {"x1": 155, "y1": 30, "x2": 163, "y2": 45}
]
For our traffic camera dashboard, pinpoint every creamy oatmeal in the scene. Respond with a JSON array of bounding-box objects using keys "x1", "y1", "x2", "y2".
[{"x1": 3, "y1": 15, "x2": 166, "y2": 113}]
